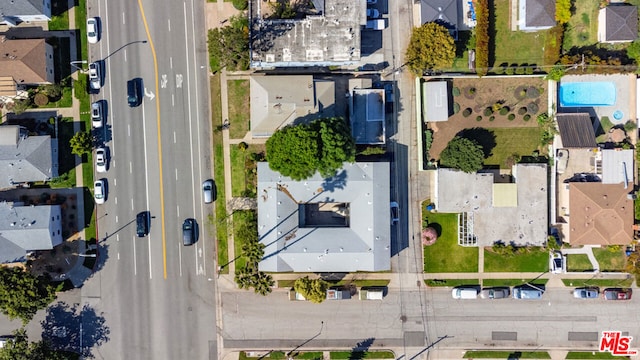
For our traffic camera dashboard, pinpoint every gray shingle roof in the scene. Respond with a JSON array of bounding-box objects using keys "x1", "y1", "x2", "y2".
[
  {"x1": 523, "y1": 0, "x2": 556, "y2": 28},
  {"x1": 556, "y1": 113, "x2": 598, "y2": 148},
  {"x1": 0, "y1": 202, "x2": 63, "y2": 263},
  {"x1": 257, "y1": 162, "x2": 390, "y2": 272},
  {"x1": 0, "y1": 0, "x2": 47, "y2": 17},
  {"x1": 0, "y1": 126, "x2": 57, "y2": 188},
  {"x1": 421, "y1": 0, "x2": 459, "y2": 27},
  {"x1": 604, "y1": 5, "x2": 638, "y2": 42}
]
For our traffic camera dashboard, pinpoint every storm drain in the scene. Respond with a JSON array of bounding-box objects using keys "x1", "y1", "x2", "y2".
[{"x1": 492, "y1": 331, "x2": 517, "y2": 341}]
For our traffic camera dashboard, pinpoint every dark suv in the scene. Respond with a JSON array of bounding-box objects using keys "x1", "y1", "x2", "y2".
[
  {"x1": 127, "y1": 78, "x2": 142, "y2": 107},
  {"x1": 136, "y1": 211, "x2": 150, "y2": 237}
]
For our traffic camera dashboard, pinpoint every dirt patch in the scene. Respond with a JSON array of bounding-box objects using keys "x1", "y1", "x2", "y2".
[{"x1": 429, "y1": 77, "x2": 548, "y2": 160}]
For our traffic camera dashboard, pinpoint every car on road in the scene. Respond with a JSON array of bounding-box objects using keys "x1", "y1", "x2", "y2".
[
  {"x1": 202, "y1": 179, "x2": 216, "y2": 204},
  {"x1": 91, "y1": 101, "x2": 103, "y2": 128},
  {"x1": 603, "y1": 288, "x2": 632, "y2": 300},
  {"x1": 366, "y1": 8, "x2": 380, "y2": 18},
  {"x1": 136, "y1": 211, "x2": 150, "y2": 237},
  {"x1": 127, "y1": 78, "x2": 142, "y2": 107},
  {"x1": 390, "y1": 201, "x2": 399, "y2": 225},
  {"x1": 288, "y1": 289, "x2": 307, "y2": 301},
  {"x1": 89, "y1": 62, "x2": 101, "y2": 90},
  {"x1": 182, "y1": 218, "x2": 196, "y2": 246},
  {"x1": 95, "y1": 147, "x2": 107, "y2": 172},
  {"x1": 573, "y1": 287, "x2": 599, "y2": 299},
  {"x1": 366, "y1": 19, "x2": 386, "y2": 30},
  {"x1": 550, "y1": 251, "x2": 563, "y2": 274},
  {"x1": 480, "y1": 287, "x2": 510, "y2": 299},
  {"x1": 512, "y1": 284, "x2": 544, "y2": 299},
  {"x1": 87, "y1": 17, "x2": 99, "y2": 44},
  {"x1": 451, "y1": 287, "x2": 478, "y2": 299},
  {"x1": 94, "y1": 179, "x2": 106, "y2": 204}
]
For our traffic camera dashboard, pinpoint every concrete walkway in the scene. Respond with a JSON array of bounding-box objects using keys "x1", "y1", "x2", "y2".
[{"x1": 561, "y1": 245, "x2": 600, "y2": 272}]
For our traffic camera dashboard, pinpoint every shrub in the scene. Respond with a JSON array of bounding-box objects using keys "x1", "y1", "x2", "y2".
[
  {"x1": 232, "y1": 0, "x2": 248, "y2": 10},
  {"x1": 462, "y1": 108, "x2": 472, "y2": 117},
  {"x1": 483, "y1": 107, "x2": 493, "y2": 116},
  {"x1": 505, "y1": 67, "x2": 514, "y2": 75},
  {"x1": 525, "y1": 67, "x2": 534, "y2": 75},
  {"x1": 527, "y1": 102, "x2": 539, "y2": 113},
  {"x1": 489, "y1": 116, "x2": 495, "y2": 122},
  {"x1": 474, "y1": 0, "x2": 489, "y2": 76},
  {"x1": 493, "y1": 66, "x2": 504, "y2": 75},
  {"x1": 523, "y1": 114, "x2": 531, "y2": 121},
  {"x1": 452, "y1": 87, "x2": 461, "y2": 96},
  {"x1": 453, "y1": 102, "x2": 460, "y2": 113},
  {"x1": 515, "y1": 66, "x2": 525, "y2": 75},
  {"x1": 499, "y1": 107, "x2": 509, "y2": 115},
  {"x1": 518, "y1": 107, "x2": 527, "y2": 115},
  {"x1": 33, "y1": 93, "x2": 49, "y2": 106},
  {"x1": 508, "y1": 114, "x2": 515, "y2": 121},
  {"x1": 476, "y1": 116, "x2": 482, "y2": 121},
  {"x1": 624, "y1": 120, "x2": 637, "y2": 133},
  {"x1": 526, "y1": 87, "x2": 540, "y2": 98}
]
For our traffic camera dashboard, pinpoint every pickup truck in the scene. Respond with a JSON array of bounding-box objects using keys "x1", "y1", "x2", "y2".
[
  {"x1": 288, "y1": 289, "x2": 307, "y2": 301},
  {"x1": 359, "y1": 287, "x2": 385, "y2": 300},
  {"x1": 326, "y1": 288, "x2": 351, "y2": 300}
]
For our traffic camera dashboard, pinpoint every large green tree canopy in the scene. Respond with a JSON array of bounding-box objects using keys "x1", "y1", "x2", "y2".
[
  {"x1": 405, "y1": 22, "x2": 455, "y2": 76},
  {"x1": 266, "y1": 117, "x2": 355, "y2": 180},
  {"x1": 439, "y1": 136, "x2": 485, "y2": 173},
  {"x1": 294, "y1": 276, "x2": 328, "y2": 304},
  {"x1": 207, "y1": 15, "x2": 250, "y2": 72},
  {"x1": 0, "y1": 267, "x2": 56, "y2": 324}
]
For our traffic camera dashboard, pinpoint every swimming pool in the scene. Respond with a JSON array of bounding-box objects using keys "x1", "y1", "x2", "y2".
[{"x1": 559, "y1": 82, "x2": 616, "y2": 107}]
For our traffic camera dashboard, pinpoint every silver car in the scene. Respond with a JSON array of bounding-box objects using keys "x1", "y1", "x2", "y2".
[
  {"x1": 89, "y1": 62, "x2": 101, "y2": 90},
  {"x1": 91, "y1": 101, "x2": 103, "y2": 128},
  {"x1": 573, "y1": 287, "x2": 599, "y2": 299},
  {"x1": 95, "y1": 147, "x2": 107, "y2": 173},
  {"x1": 202, "y1": 179, "x2": 216, "y2": 204},
  {"x1": 480, "y1": 287, "x2": 510, "y2": 299}
]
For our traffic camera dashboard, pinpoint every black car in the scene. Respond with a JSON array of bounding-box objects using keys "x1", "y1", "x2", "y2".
[
  {"x1": 127, "y1": 78, "x2": 143, "y2": 107},
  {"x1": 136, "y1": 211, "x2": 150, "y2": 237},
  {"x1": 182, "y1": 218, "x2": 197, "y2": 246}
]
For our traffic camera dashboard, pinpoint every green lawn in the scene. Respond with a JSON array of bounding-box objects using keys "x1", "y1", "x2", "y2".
[
  {"x1": 566, "y1": 351, "x2": 631, "y2": 359},
  {"x1": 226, "y1": 79, "x2": 250, "y2": 139},
  {"x1": 239, "y1": 352, "x2": 324, "y2": 360},
  {"x1": 482, "y1": 279, "x2": 548, "y2": 287},
  {"x1": 562, "y1": 0, "x2": 599, "y2": 50},
  {"x1": 561, "y1": 278, "x2": 634, "y2": 288},
  {"x1": 493, "y1": 0, "x2": 547, "y2": 66},
  {"x1": 50, "y1": 118, "x2": 77, "y2": 188},
  {"x1": 463, "y1": 351, "x2": 550, "y2": 359},
  {"x1": 483, "y1": 128, "x2": 545, "y2": 168},
  {"x1": 75, "y1": 0, "x2": 88, "y2": 63},
  {"x1": 211, "y1": 75, "x2": 229, "y2": 272},
  {"x1": 49, "y1": 0, "x2": 70, "y2": 30},
  {"x1": 595, "y1": 116, "x2": 615, "y2": 143},
  {"x1": 230, "y1": 144, "x2": 262, "y2": 197},
  {"x1": 423, "y1": 209, "x2": 478, "y2": 273},
  {"x1": 330, "y1": 351, "x2": 395, "y2": 359},
  {"x1": 484, "y1": 247, "x2": 548, "y2": 272},
  {"x1": 425, "y1": 279, "x2": 479, "y2": 287},
  {"x1": 566, "y1": 253, "x2": 594, "y2": 272},
  {"x1": 39, "y1": 86, "x2": 73, "y2": 109},
  {"x1": 593, "y1": 248, "x2": 627, "y2": 272},
  {"x1": 232, "y1": 210, "x2": 257, "y2": 272}
]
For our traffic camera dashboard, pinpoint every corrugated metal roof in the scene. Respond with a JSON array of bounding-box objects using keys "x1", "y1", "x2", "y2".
[{"x1": 556, "y1": 113, "x2": 598, "y2": 148}]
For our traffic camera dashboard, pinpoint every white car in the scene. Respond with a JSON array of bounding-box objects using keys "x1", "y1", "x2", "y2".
[
  {"x1": 87, "y1": 17, "x2": 99, "y2": 44},
  {"x1": 89, "y1": 62, "x2": 101, "y2": 90},
  {"x1": 94, "y1": 179, "x2": 106, "y2": 204},
  {"x1": 390, "y1": 201, "x2": 399, "y2": 225},
  {"x1": 550, "y1": 251, "x2": 564, "y2": 274},
  {"x1": 95, "y1": 147, "x2": 107, "y2": 173},
  {"x1": 91, "y1": 101, "x2": 103, "y2": 128}
]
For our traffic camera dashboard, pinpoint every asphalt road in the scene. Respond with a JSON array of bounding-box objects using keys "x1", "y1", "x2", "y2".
[
  {"x1": 220, "y1": 287, "x2": 640, "y2": 353},
  {"x1": 82, "y1": 0, "x2": 217, "y2": 358}
]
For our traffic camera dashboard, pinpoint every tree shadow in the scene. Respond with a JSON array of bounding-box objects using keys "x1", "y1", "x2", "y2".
[
  {"x1": 40, "y1": 302, "x2": 109, "y2": 358},
  {"x1": 349, "y1": 338, "x2": 375, "y2": 359},
  {"x1": 456, "y1": 127, "x2": 496, "y2": 158},
  {"x1": 425, "y1": 222, "x2": 442, "y2": 237},
  {"x1": 321, "y1": 169, "x2": 347, "y2": 192}
]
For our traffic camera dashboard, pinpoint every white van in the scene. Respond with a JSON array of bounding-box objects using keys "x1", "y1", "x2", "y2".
[
  {"x1": 359, "y1": 287, "x2": 385, "y2": 300},
  {"x1": 452, "y1": 287, "x2": 478, "y2": 299}
]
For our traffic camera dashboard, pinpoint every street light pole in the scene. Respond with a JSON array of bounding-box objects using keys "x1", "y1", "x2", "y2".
[{"x1": 70, "y1": 60, "x2": 88, "y2": 72}]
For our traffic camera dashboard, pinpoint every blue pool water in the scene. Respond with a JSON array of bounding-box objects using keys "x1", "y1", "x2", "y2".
[{"x1": 559, "y1": 82, "x2": 616, "y2": 107}]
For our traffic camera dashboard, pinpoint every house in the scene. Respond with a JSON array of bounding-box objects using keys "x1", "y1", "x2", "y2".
[
  {"x1": 420, "y1": 0, "x2": 459, "y2": 37},
  {"x1": 518, "y1": 0, "x2": 556, "y2": 32},
  {"x1": 0, "y1": 0, "x2": 51, "y2": 26},
  {"x1": 0, "y1": 37, "x2": 55, "y2": 85},
  {"x1": 422, "y1": 81, "x2": 449, "y2": 122},
  {"x1": 250, "y1": 75, "x2": 335, "y2": 138},
  {"x1": 0, "y1": 125, "x2": 58, "y2": 189},
  {"x1": 598, "y1": 5, "x2": 638, "y2": 43},
  {"x1": 556, "y1": 113, "x2": 598, "y2": 148},
  {"x1": 257, "y1": 162, "x2": 391, "y2": 272},
  {"x1": 349, "y1": 78, "x2": 385, "y2": 145},
  {"x1": 600, "y1": 149, "x2": 633, "y2": 186},
  {"x1": 434, "y1": 164, "x2": 548, "y2": 246},
  {"x1": 0, "y1": 201, "x2": 62, "y2": 264},
  {"x1": 250, "y1": 0, "x2": 362, "y2": 68},
  {"x1": 566, "y1": 183, "x2": 634, "y2": 245}
]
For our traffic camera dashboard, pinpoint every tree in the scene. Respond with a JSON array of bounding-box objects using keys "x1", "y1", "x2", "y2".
[
  {"x1": 0, "y1": 328, "x2": 67, "y2": 360},
  {"x1": 474, "y1": 0, "x2": 489, "y2": 76},
  {"x1": 242, "y1": 240, "x2": 265, "y2": 264},
  {"x1": 9, "y1": 99, "x2": 31, "y2": 115},
  {"x1": 39, "y1": 83, "x2": 63, "y2": 100},
  {"x1": 266, "y1": 117, "x2": 355, "y2": 180},
  {"x1": 207, "y1": 15, "x2": 250, "y2": 72},
  {"x1": 439, "y1": 137, "x2": 484, "y2": 173},
  {"x1": 294, "y1": 276, "x2": 328, "y2": 304},
  {"x1": 555, "y1": 0, "x2": 571, "y2": 24},
  {"x1": 627, "y1": 39, "x2": 640, "y2": 63},
  {"x1": 0, "y1": 267, "x2": 56, "y2": 324},
  {"x1": 405, "y1": 22, "x2": 455, "y2": 76},
  {"x1": 70, "y1": 131, "x2": 93, "y2": 156}
]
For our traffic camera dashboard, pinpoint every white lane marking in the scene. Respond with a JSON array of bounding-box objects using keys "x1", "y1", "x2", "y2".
[
  {"x1": 173, "y1": 131, "x2": 176, "y2": 143},
  {"x1": 168, "y1": 18, "x2": 171, "y2": 31},
  {"x1": 176, "y1": 74, "x2": 183, "y2": 88},
  {"x1": 129, "y1": 161, "x2": 132, "y2": 173},
  {"x1": 131, "y1": 198, "x2": 134, "y2": 211},
  {"x1": 124, "y1": 49, "x2": 127, "y2": 62},
  {"x1": 161, "y1": 74, "x2": 167, "y2": 88},
  {"x1": 175, "y1": 168, "x2": 178, "y2": 181},
  {"x1": 179, "y1": 243, "x2": 183, "y2": 277},
  {"x1": 170, "y1": 57, "x2": 173, "y2": 69},
  {"x1": 114, "y1": 197, "x2": 118, "y2": 205},
  {"x1": 184, "y1": 2, "x2": 199, "y2": 275},
  {"x1": 190, "y1": 0, "x2": 206, "y2": 275},
  {"x1": 128, "y1": 124, "x2": 131, "y2": 137},
  {"x1": 133, "y1": 236, "x2": 137, "y2": 275},
  {"x1": 117, "y1": 252, "x2": 120, "y2": 260},
  {"x1": 122, "y1": 12, "x2": 125, "y2": 24},
  {"x1": 115, "y1": 215, "x2": 118, "y2": 224},
  {"x1": 113, "y1": 178, "x2": 117, "y2": 186},
  {"x1": 177, "y1": 205, "x2": 180, "y2": 217},
  {"x1": 116, "y1": 234, "x2": 119, "y2": 242},
  {"x1": 172, "y1": 94, "x2": 174, "y2": 106}
]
